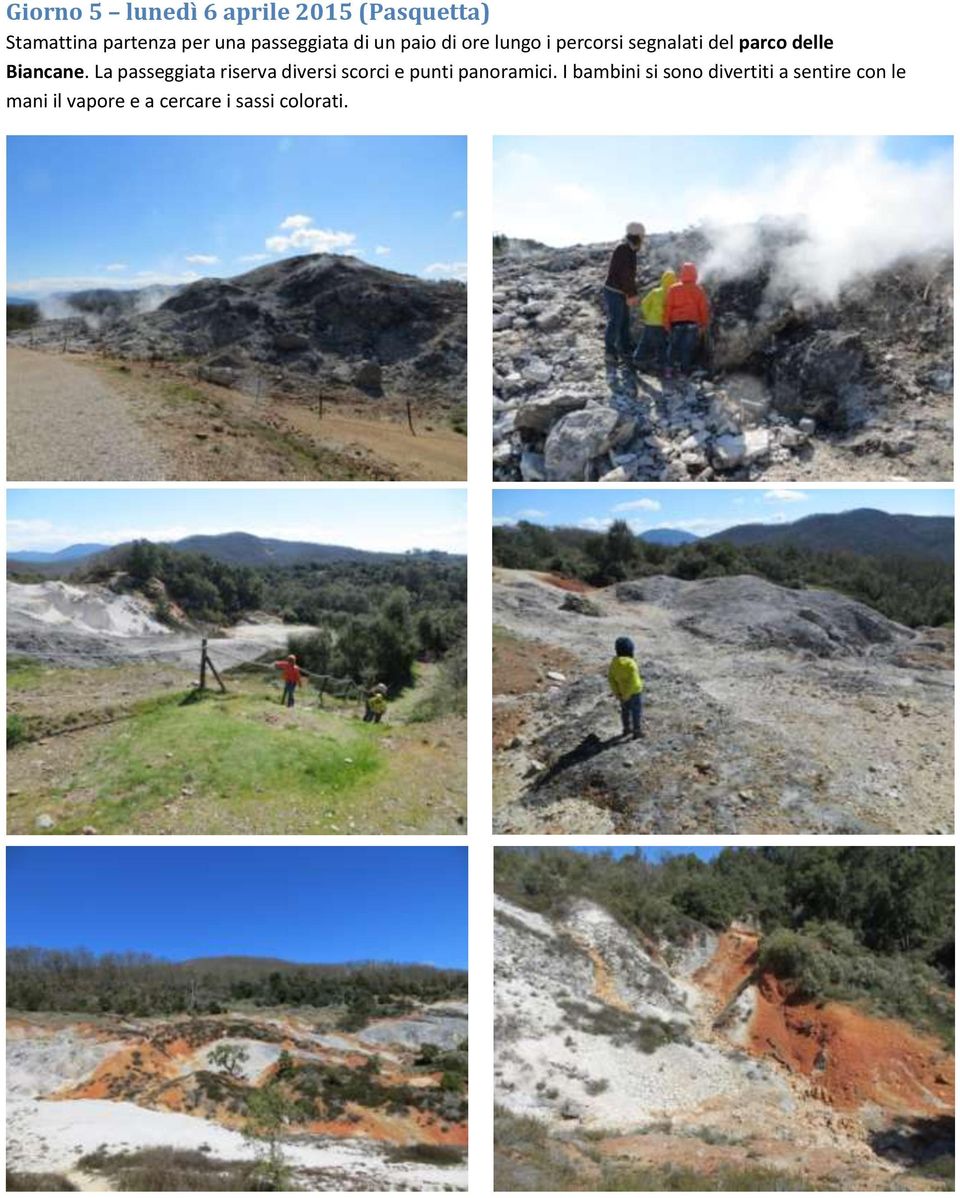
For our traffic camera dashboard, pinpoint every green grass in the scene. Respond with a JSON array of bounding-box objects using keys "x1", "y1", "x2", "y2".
[
  {"x1": 7, "y1": 714, "x2": 27, "y2": 748},
  {"x1": 45, "y1": 691, "x2": 384, "y2": 834},
  {"x1": 449, "y1": 402, "x2": 468, "y2": 436},
  {"x1": 7, "y1": 656, "x2": 47, "y2": 692}
]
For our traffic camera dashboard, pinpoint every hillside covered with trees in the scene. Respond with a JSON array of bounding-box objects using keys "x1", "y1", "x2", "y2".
[
  {"x1": 495, "y1": 848, "x2": 954, "y2": 1043},
  {"x1": 6, "y1": 950, "x2": 467, "y2": 1024},
  {"x1": 493, "y1": 520, "x2": 953, "y2": 628},
  {"x1": 10, "y1": 539, "x2": 467, "y2": 698}
]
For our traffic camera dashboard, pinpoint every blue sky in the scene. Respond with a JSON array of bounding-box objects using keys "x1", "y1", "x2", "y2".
[
  {"x1": 7, "y1": 847, "x2": 467, "y2": 967},
  {"x1": 8, "y1": 136, "x2": 467, "y2": 295},
  {"x1": 573, "y1": 847, "x2": 720, "y2": 863},
  {"x1": 493, "y1": 487, "x2": 954, "y2": 539},
  {"x1": 8, "y1": 487, "x2": 468, "y2": 555},
  {"x1": 494, "y1": 135, "x2": 953, "y2": 246}
]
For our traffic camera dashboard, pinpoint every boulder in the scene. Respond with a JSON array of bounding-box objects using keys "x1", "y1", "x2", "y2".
[
  {"x1": 544, "y1": 406, "x2": 622, "y2": 481},
  {"x1": 772, "y1": 331, "x2": 867, "y2": 429},
  {"x1": 354, "y1": 360, "x2": 383, "y2": 394},
  {"x1": 514, "y1": 392, "x2": 588, "y2": 434},
  {"x1": 712, "y1": 428, "x2": 770, "y2": 471}
]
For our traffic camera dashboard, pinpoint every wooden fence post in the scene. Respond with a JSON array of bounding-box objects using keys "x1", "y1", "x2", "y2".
[
  {"x1": 406, "y1": 399, "x2": 416, "y2": 436},
  {"x1": 199, "y1": 638, "x2": 207, "y2": 691}
]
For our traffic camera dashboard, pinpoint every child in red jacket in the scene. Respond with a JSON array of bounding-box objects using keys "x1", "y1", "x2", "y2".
[
  {"x1": 664, "y1": 262, "x2": 710, "y2": 375},
  {"x1": 274, "y1": 654, "x2": 307, "y2": 708}
]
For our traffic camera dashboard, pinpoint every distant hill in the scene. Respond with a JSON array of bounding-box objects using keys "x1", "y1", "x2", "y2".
[
  {"x1": 639, "y1": 528, "x2": 700, "y2": 547},
  {"x1": 706, "y1": 509, "x2": 953, "y2": 562},
  {"x1": 8, "y1": 531, "x2": 461, "y2": 574},
  {"x1": 171, "y1": 532, "x2": 393, "y2": 567},
  {"x1": 9, "y1": 542, "x2": 110, "y2": 564}
]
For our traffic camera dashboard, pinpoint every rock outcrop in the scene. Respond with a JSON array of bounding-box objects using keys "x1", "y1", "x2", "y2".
[
  {"x1": 13, "y1": 254, "x2": 467, "y2": 411},
  {"x1": 492, "y1": 230, "x2": 952, "y2": 481}
]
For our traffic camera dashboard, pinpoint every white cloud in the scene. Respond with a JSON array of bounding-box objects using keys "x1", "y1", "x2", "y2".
[
  {"x1": 104, "y1": 263, "x2": 127, "y2": 272},
  {"x1": 374, "y1": 245, "x2": 391, "y2": 256},
  {"x1": 611, "y1": 498, "x2": 661, "y2": 513},
  {"x1": 578, "y1": 516, "x2": 613, "y2": 532},
  {"x1": 422, "y1": 261, "x2": 468, "y2": 282},
  {"x1": 265, "y1": 215, "x2": 356, "y2": 256},
  {"x1": 236, "y1": 253, "x2": 269, "y2": 264},
  {"x1": 553, "y1": 182, "x2": 597, "y2": 206},
  {"x1": 185, "y1": 253, "x2": 219, "y2": 266},
  {"x1": 763, "y1": 489, "x2": 808, "y2": 503},
  {"x1": 451, "y1": 209, "x2": 466, "y2": 220},
  {"x1": 514, "y1": 508, "x2": 546, "y2": 520}
]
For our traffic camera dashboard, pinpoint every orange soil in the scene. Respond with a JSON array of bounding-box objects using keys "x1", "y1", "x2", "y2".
[
  {"x1": 694, "y1": 927, "x2": 759, "y2": 1005},
  {"x1": 569, "y1": 933, "x2": 632, "y2": 1014},
  {"x1": 748, "y1": 973, "x2": 955, "y2": 1115},
  {"x1": 308, "y1": 1103, "x2": 467, "y2": 1146},
  {"x1": 53, "y1": 1042, "x2": 182, "y2": 1100},
  {"x1": 535, "y1": 573, "x2": 594, "y2": 594}
]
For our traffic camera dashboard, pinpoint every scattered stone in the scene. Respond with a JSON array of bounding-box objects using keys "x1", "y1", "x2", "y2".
[{"x1": 35, "y1": 814, "x2": 55, "y2": 830}]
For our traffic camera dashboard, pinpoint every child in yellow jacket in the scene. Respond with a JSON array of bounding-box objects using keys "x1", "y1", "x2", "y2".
[{"x1": 608, "y1": 636, "x2": 644, "y2": 739}]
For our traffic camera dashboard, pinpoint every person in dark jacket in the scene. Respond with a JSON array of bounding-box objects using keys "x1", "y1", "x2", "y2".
[{"x1": 603, "y1": 222, "x2": 645, "y2": 361}]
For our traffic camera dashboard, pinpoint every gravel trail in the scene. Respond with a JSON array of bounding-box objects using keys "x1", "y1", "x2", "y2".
[{"x1": 7, "y1": 347, "x2": 169, "y2": 480}]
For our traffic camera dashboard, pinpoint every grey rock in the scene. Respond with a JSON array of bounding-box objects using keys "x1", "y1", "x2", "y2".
[
  {"x1": 544, "y1": 406, "x2": 621, "y2": 481},
  {"x1": 520, "y1": 451, "x2": 547, "y2": 482},
  {"x1": 514, "y1": 392, "x2": 587, "y2": 433}
]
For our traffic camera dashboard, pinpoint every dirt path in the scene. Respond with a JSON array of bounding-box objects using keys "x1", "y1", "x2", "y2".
[
  {"x1": 7, "y1": 348, "x2": 170, "y2": 481},
  {"x1": 8, "y1": 347, "x2": 466, "y2": 480}
]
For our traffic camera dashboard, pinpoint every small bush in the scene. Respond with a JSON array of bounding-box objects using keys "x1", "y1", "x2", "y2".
[
  {"x1": 7, "y1": 714, "x2": 27, "y2": 748},
  {"x1": 76, "y1": 1147, "x2": 265, "y2": 1191},
  {"x1": 386, "y1": 1144, "x2": 465, "y2": 1166},
  {"x1": 6, "y1": 1172, "x2": 77, "y2": 1191}
]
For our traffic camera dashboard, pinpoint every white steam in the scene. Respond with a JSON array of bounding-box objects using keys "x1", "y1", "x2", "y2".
[
  {"x1": 696, "y1": 139, "x2": 953, "y2": 304},
  {"x1": 35, "y1": 283, "x2": 179, "y2": 330}
]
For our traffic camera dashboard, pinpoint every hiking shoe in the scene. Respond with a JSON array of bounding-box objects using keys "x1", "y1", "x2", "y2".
[{"x1": 632, "y1": 728, "x2": 645, "y2": 740}]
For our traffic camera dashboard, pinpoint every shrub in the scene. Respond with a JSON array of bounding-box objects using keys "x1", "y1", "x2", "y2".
[
  {"x1": 7, "y1": 1172, "x2": 77, "y2": 1191},
  {"x1": 7, "y1": 714, "x2": 27, "y2": 748}
]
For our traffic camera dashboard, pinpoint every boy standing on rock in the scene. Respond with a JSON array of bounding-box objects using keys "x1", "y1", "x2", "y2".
[
  {"x1": 603, "y1": 222, "x2": 645, "y2": 362},
  {"x1": 608, "y1": 636, "x2": 644, "y2": 740}
]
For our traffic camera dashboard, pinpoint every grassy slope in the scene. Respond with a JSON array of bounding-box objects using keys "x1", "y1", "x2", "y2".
[{"x1": 7, "y1": 664, "x2": 465, "y2": 835}]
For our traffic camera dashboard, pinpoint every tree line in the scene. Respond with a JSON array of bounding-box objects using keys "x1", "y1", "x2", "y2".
[
  {"x1": 94, "y1": 541, "x2": 467, "y2": 696},
  {"x1": 6, "y1": 949, "x2": 467, "y2": 1020},
  {"x1": 493, "y1": 520, "x2": 953, "y2": 628},
  {"x1": 495, "y1": 847, "x2": 954, "y2": 1039}
]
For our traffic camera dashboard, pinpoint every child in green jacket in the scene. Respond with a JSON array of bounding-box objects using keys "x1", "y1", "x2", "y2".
[{"x1": 608, "y1": 636, "x2": 644, "y2": 739}]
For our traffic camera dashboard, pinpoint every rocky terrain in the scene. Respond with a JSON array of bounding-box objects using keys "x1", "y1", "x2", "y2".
[
  {"x1": 7, "y1": 579, "x2": 315, "y2": 669},
  {"x1": 492, "y1": 229, "x2": 953, "y2": 481},
  {"x1": 8, "y1": 1003, "x2": 468, "y2": 1191},
  {"x1": 492, "y1": 570, "x2": 954, "y2": 834},
  {"x1": 13, "y1": 253, "x2": 467, "y2": 415},
  {"x1": 495, "y1": 895, "x2": 954, "y2": 1191}
]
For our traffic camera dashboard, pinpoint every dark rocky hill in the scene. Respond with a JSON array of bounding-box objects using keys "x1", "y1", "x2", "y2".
[{"x1": 12, "y1": 254, "x2": 467, "y2": 411}]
